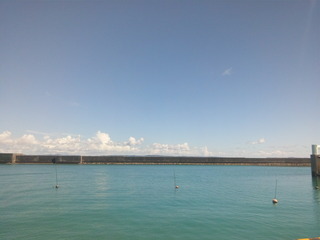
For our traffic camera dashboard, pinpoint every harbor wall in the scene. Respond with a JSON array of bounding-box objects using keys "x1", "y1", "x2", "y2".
[
  {"x1": 15, "y1": 155, "x2": 81, "y2": 164},
  {"x1": 0, "y1": 153, "x2": 310, "y2": 166},
  {"x1": 0, "y1": 153, "x2": 16, "y2": 164},
  {"x1": 81, "y1": 156, "x2": 310, "y2": 166}
]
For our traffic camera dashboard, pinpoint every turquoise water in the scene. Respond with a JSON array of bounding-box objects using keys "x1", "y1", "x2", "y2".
[{"x1": 0, "y1": 165, "x2": 319, "y2": 240}]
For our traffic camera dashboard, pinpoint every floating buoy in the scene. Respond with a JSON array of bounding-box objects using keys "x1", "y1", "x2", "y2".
[
  {"x1": 272, "y1": 179, "x2": 278, "y2": 204},
  {"x1": 52, "y1": 157, "x2": 59, "y2": 189},
  {"x1": 173, "y1": 171, "x2": 179, "y2": 189}
]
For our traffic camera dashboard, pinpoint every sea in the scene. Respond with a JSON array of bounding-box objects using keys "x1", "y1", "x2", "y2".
[{"x1": 0, "y1": 164, "x2": 319, "y2": 240}]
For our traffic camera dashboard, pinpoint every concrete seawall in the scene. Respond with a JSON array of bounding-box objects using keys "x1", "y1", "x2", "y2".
[
  {"x1": 0, "y1": 153, "x2": 19, "y2": 164},
  {"x1": 81, "y1": 156, "x2": 310, "y2": 166},
  {"x1": 0, "y1": 153, "x2": 311, "y2": 166},
  {"x1": 15, "y1": 155, "x2": 81, "y2": 164},
  {"x1": 311, "y1": 155, "x2": 320, "y2": 176}
]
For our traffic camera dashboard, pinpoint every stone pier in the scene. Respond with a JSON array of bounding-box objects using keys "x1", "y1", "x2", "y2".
[
  {"x1": 311, "y1": 155, "x2": 320, "y2": 176},
  {"x1": 311, "y1": 145, "x2": 320, "y2": 176}
]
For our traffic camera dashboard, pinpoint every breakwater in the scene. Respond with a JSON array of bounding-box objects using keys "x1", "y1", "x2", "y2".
[{"x1": 0, "y1": 153, "x2": 310, "y2": 166}]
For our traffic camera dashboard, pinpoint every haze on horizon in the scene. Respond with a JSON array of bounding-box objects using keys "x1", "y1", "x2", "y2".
[{"x1": 0, "y1": 0, "x2": 319, "y2": 158}]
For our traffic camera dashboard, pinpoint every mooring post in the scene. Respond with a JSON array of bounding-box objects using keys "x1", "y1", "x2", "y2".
[{"x1": 311, "y1": 145, "x2": 320, "y2": 176}]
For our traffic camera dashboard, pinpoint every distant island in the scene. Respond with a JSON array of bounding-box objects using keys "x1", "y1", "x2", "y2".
[{"x1": 0, "y1": 153, "x2": 310, "y2": 166}]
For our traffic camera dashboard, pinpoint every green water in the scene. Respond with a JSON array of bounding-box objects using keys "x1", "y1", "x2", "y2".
[{"x1": 0, "y1": 165, "x2": 319, "y2": 240}]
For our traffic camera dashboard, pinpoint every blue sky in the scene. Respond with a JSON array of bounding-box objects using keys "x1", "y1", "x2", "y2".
[{"x1": 1, "y1": 0, "x2": 319, "y2": 157}]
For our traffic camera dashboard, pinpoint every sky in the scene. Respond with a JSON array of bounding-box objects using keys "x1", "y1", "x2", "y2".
[{"x1": 0, "y1": 0, "x2": 319, "y2": 157}]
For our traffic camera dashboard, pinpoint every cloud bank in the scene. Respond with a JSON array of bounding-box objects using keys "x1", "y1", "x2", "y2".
[
  {"x1": 0, "y1": 131, "x2": 309, "y2": 157},
  {"x1": 0, "y1": 131, "x2": 211, "y2": 156}
]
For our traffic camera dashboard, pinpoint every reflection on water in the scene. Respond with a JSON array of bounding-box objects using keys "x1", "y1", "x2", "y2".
[
  {"x1": 95, "y1": 172, "x2": 109, "y2": 191},
  {"x1": 311, "y1": 176, "x2": 320, "y2": 233},
  {"x1": 312, "y1": 176, "x2": 320, "y2": 204},
  {"x1": 312, "y1": 176, "x2": 320, "y2": 189}
]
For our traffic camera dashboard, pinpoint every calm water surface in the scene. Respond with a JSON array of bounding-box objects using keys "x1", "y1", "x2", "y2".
[{"x1": 0, "y1": 165, "x2": 319, "y2": 240}]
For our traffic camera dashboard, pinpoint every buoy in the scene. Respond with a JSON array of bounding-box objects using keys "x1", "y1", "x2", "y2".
[
  {"x1": 173, "y1": 171, "x2": 179, "y2": 189},
  {"x1": 272, "y1": 179, "x2": 278, "y2": 204},
  {"x1": 55, "y1": 184, "x2": 59, "y2": 189}
]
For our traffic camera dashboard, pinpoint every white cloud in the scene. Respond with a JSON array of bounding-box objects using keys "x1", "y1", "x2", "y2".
[
  {"x1": 87, "y1": 132, "x2": 127, "y2": 153},
  {"x1": 95, "y1": 131, "x2": 112, "y2": 145},
  {"x1": 127, "y1": 137, "x2": 144, "y2": 146},
  {"x1": 222, "y1": 67, "x2": 232, "y2": 76},
  {"x1": 202, "y1": 146, "x2": 212, "y2": 156},
  {"x1": 17, "y1": 134, "x2": 38, "y2": 145},
  {"x1": 43, "y1": 135, "x2": 83, "y2": 153},
  {"x1": 148, "y1": 142, "x2": 215, "y2": 156},
  {"x1": 0, "y1": 131, "x2": 13, "y2": 144},
  {"x1": 249, "y1": 138, "x2": 266, "y2": 145},
  {"x1": 151, "y1": 142, "x2": 190, "y2": 155}
]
